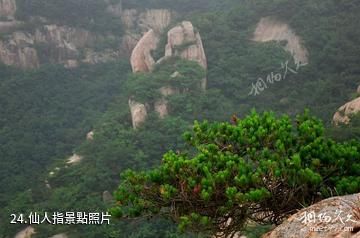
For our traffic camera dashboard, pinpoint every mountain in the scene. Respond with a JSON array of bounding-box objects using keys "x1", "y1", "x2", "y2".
[{"x1": 0, "y1": 0, "x2": 359, "y2": 237}]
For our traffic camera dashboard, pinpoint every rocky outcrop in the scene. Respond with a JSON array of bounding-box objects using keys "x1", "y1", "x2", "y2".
[
  {"x1": 333, "y1": 97, "x2": 360, "y2": 125},
  {"x1": 129, "y1": 99, "x2": 148, "y2": 129},
  {"x1": 165, "y1": 21, "x2": 207, "y2": 68},
  {"x1": 262, "y1": 193, "x2": 360, "y2": 238},
  {"x1": 121, "y1": 9, "x2": 173, "y2": 55},
  {"x1": 130, "y1": 29, "x2": 159, "y2": 72},
  {"x1": 0, "y1": 40, "x2": 39, "y2": 69},
  {"x1": 164, "y1": 21, "x2": 207, "y2": 89},
  {"x1": 14, "y1": 226, "x2": 35, "y2": 238},
  {"x1": 129, "y1": 20, "x2": 207, "y2": 127},
  {"x1": 86, "y1": 131, "x2": 94, "y2": 141},
  {"x1": 0, "y1": 0, "x2": 16, "y2": 19},
  {"x1": 253, "y1": 17, "x2": 309, "y2": 65},
  {"x1": 66, "y1": 154, "x2": 83, "y2": 164},
  {"x1": 0, "y1": 24, "x2": 121, "y2": 69}
]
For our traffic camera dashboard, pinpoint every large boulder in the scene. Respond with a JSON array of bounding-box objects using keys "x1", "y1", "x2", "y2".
[
  {"x1": 253, "y1": 17, "x2": 309, "y2": 65},
  {"x1": 130, "y1": 29, "x2": 159, "y2": 73},
  {"x1": 333, "y1": 97, "x2": 360, "y2": 125},
  {"x1": 262, "y1": 193, "x2": 360, "y2": 238},
  {"x1": 129, "y1": 98, "x2": 148, "y2": 129},
  {"x1": 164, "y1": 21, "x2": 207, "y2": 89}
]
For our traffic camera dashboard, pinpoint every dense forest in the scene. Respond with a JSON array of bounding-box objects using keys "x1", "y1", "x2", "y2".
[{"x1": 0, "y1": 0, "x2": 359, "y2": 237}]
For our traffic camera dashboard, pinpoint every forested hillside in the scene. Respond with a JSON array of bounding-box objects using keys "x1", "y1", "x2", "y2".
[{"x1": 0, "y1": 0, "x2": 359, "y2": 237}]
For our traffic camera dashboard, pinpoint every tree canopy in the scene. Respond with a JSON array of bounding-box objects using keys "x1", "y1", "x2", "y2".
[{"x1": 111, "y1": 111, "x2": 360, "y2": 237}]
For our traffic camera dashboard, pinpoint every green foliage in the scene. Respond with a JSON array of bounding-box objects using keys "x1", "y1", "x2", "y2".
[
  {"x1": 112, "y1": 111, "x2": 360, "y2": 237},
  {"x1": 126, "y1": 58, "x2": 205, "y2": 104},
  {"x1": 0, "y1": 60, "x2": 130, "y2": 236}
]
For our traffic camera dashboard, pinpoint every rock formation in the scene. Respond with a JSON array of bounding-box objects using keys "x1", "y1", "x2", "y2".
[
  {"x1": 0, "y1": 0, "x2": 16, "y2": 19},
  {"x1": 164, "y1": 21, "x2": 208, "y2": 89},
  {"x1": 129, "y1": 99, "x2": 148, "y2": 129},
  {"x1": 333, "y1": 96, "x2": 360, "y2": 125},
  {"x1": 128, "y1": 20, "x2": 207, "y2": 128},
  {"x1": 165, "y1": 21, "x2": 207, "y2": 68},
  {"x1": 0, "y1": 24, "x2": 121, "y2": 69},
  {"x1": 120, "y1": 9, "x2": 173, "y2": 54},
  {"x1": 14, "y1": 226, "x2": 35, "y2": 238},
  {"x1": 130, "y1": 29, "x2": 159, "y2": 72},
  {"x1": 86, "y1": 131, "x2": 94, "y2": 141},
  {"x1": 253, "y1": 17, "x2": 309, "y2": 65},
  {"x1": 0, "y1": 40, "x2": 39, "y2": 69},
  {"x1": 262, "y1": 193, "x2": 360, "y2": 238},
  {"x1": 66, "y1": 154, "x2": 83, "y2": 164}
]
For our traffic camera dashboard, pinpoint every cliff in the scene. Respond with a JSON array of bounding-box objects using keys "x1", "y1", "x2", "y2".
[
  {"x1": 253, "y1": 17, "x2": 309, "y2": 65},
  {"x1": 0, "y1": 1, "x2": 175, "y2": 69}
]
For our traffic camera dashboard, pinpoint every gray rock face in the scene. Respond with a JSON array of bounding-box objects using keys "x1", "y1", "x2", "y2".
[
  {"x1": 253, "y1": 17, "x2": 309, "y2": 65},
  {"x1": 0, "y1": 24, "x2": 121, "y2": 69},
  {"x1": 0, "y1": 40, "x2": 39, "y2": 69},
  {"x1": 262, "y1": 193, "x2": 360, "y2": 238}
]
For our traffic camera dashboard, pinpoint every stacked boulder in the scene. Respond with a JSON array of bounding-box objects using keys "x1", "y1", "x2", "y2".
[{"x1": 128, "y1": 21, "x2": 207, "y2": 129}]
